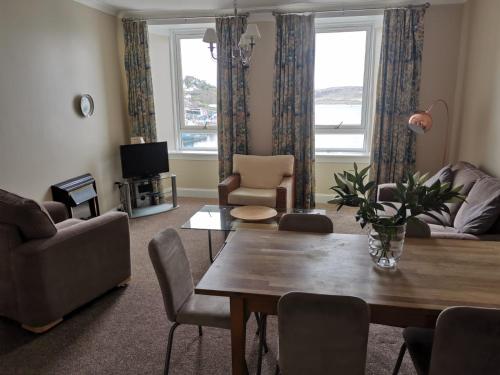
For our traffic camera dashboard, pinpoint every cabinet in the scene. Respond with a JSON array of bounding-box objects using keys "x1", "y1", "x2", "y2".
[{"x1": 119, "y1": 173, "x2": 178, "y2": 218}]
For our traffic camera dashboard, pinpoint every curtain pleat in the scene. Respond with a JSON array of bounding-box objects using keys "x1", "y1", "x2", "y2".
[
  {"x1": 370, "y1": 7, "x2": 427, "y2": 187},
  {"x1": 122, "y1": 19, "x2": 157, "y2": 143},
  {"x1": 216, "y1": 16, "x2": 249, "y2": 181},
  {"x1": 272, "y1": 14, "x2": 315, "y2": 208}
]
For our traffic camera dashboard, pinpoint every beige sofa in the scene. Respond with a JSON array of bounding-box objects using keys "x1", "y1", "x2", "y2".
[
  {"x1": 377, "y1": 162, "x2": 500, "y2": 240},
  {"x1": 0, "y1": 189, "x2": 131, "y2": 332},
  {"x1": 218, "y1": 154, "x2": 295, "y2": 209}
]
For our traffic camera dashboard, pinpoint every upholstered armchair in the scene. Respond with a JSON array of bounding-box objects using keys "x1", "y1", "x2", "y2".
[
  {"x1": 0, "y1": 189, "x2": 131, "y2": 333},
  {"x1": 218, "y1": 154, "x2": 295, "y2": 209}
]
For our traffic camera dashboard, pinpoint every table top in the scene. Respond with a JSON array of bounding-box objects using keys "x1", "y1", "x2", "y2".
[
  {"x1": 196, "y1": 230, "x2": 500, "y2": 313},
  {"x1": 181, "y1": 205, "x2": 326, "y2": 231}
]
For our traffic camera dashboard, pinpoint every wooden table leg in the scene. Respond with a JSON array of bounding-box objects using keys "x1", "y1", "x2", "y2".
[{"x1": 230, "y1": 296, "x2": 248, "y2": 375}]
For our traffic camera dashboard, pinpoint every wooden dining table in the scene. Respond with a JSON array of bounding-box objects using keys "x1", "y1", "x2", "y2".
[{"x1": 195, "y1": 229, "x2": 500, "y2": 375}]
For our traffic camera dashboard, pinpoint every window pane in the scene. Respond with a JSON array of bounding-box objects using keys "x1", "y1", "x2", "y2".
[
  {"x1": 180, "y1": 38, "x2": 217, "y2": 128},
  {"x1": 315, "y1": 31, "x2": 366, "y2": 127},
  {"x1": 181, "y1": 132, "x2": 217, "y2": 149},
  {"x1": 315, "y1": 134, "x2": 364, "y2": 150}
]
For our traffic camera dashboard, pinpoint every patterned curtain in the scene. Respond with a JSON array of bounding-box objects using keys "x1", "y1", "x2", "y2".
[
  {"x1": 122, "y1": 19, "x2": 157, "y2": 143},
  {"x1": 216, "y1": 16, "x2": 249, "y2": 181},
  {"x1": 370, "y1": 7, "x2": 427, "y2": 187},
  {"x1": 272, "y1": 14, "x2": 315, "y2": 209}
]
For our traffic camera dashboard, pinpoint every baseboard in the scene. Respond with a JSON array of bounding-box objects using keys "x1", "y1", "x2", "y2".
[
  {"x1": 177, "y1": 188, "x2": 218, "y2": 199},
  {"x1": 315, "y1": 193, "x2": 332, "y2": 204}
]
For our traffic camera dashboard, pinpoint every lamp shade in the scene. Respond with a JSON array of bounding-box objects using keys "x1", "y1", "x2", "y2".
[
  {"x1": 203, "y1": 28, "x2": 218, "y2": 44},
  {"x1": 408, "y1": 111, "x2": 433, "y2": 135},
  {"x1": 244, "y1": 24, "x2": 261, "y2": 39}
]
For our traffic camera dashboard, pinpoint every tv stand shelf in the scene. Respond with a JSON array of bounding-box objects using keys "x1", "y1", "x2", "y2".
[{"x1": 119, "y1": 173, "x2": 178, "y2": 218}]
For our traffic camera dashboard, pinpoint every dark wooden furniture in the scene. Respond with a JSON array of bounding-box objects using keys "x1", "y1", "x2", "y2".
[
  {"x1": 51, "y1": 173, "x2": 99, "y2": 218},
  {"x1": 195, "y1": 230, "x2": 500, "y2": 375}
]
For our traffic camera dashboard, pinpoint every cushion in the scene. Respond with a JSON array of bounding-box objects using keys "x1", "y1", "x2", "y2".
[
  {"x1": 0, "y1": 189, "x2": 57, "y2": 240},
  {"x1": 55, "y1": 218, "x2": 82, "y2": 230},
  {"x1": 424, "y1": 165, "x2": 453, "y2": 187},
  {"x1": 448, "y1": 162, "x2": 488, "y2": 222},
  {"x1": 228, "y1": 187, "x2": 276, "y2": 208},
  {"x1": 233, "y1": 154, "x2": 294, "y2": 189},
  {"x1": 454, "y1": 177, "x2": 500, "y2": 234}
]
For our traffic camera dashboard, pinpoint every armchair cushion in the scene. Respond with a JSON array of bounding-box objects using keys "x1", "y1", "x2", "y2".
[
  {"x1": 0, "y1": 189, "x2": 56, "y2": 240},
  {"x1": 228, "y1": 187, "x2": 276, "y2": 208},
  {"x1": 233, "y1": 154, "x2": 294, "y2": 189}
]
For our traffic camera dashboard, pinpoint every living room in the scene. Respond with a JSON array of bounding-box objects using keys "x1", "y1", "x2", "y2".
[{"x1": 1, "y1": 0, "x2": 500, "y2": 374}]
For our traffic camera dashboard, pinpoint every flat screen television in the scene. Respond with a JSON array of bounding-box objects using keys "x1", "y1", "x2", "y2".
[{"x1": 120, "y1": 142, "x2": 169, "y2": 179}]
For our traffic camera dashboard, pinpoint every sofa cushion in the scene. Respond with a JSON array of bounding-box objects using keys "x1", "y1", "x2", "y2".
[
  {"x1": 424, "y1": 164, "x2": 453, "y2": 187},
  {"x1": 228, "y1": 187, "x2": 276, "y2": 208},
  {"x1": 0, "y1": 189, "x2": 57, "y2": 240},
  {"x1": 55, "y1": 218, "x2": 83, "y2": 230},
  {"x1": 454, "y1": 177, "x2": 500, "y2": 234},
  {"x1": 233, "y1": 154, "x2": 294, "y2": 189},
  {"x1": 448, "y1": 162, "x2": 488, "y2": 221},
  {"x1": 428, "y1": 224, "x2": 480, "y2": 240}
]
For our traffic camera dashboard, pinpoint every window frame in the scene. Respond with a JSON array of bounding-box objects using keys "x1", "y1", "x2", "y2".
[
  {"x1": 314, "y1": 16, "x2": 381, "y2": 155},
  {"x1": 170, "y1": 26, "x2": 218, "y2": 152}
]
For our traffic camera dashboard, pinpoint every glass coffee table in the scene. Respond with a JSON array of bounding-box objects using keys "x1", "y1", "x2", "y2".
[{"x1": 181, "y1": 205, "x2": 326, "y2": 263}]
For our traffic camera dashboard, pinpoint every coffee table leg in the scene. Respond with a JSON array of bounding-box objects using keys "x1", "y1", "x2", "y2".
[
  {"x1": 230, "y1": 297, "x2": 248, "y2": 375},
  {"x1": 208, "y1": 230, "x2": 213, "y2": 263}
]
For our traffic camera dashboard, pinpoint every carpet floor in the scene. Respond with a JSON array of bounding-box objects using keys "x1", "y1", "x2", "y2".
[{"x1": 0, "y1": 198, "x2": 416, "y2": 375}]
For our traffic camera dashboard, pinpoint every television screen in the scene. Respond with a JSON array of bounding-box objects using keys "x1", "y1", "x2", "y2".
[{"x1": 120, "y1": 142, "x2": 169, "y2": 179}]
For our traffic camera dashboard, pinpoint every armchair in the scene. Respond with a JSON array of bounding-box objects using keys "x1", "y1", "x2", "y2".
[
  {"x1": 218, "y1": 154, "x2": 295, "y2": 209},
  {"x1": 0, "y1": 189, "x2": 131, "y2": 333}
]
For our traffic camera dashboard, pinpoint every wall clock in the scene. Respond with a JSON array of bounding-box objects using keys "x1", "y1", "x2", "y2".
[{"x1": 80, "y1": 94, "x2": 94, "y2": 118}]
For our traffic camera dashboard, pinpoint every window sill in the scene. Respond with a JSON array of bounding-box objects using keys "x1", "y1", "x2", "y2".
[
  {"x1": 169, "y1": 151, "x2": 218, "y2": 161},
  {"x1": 316, "y1": 152, "x2": 370, "y2": 164}
]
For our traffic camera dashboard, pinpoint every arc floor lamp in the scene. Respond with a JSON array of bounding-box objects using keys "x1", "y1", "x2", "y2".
[{"x1": 408, "y1": 99, "x2": 450, "y2": 165}]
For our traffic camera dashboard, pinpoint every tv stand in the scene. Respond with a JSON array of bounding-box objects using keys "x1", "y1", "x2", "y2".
[{"x1": 119, "y1": 173, "x2": 178, "y2": 218}]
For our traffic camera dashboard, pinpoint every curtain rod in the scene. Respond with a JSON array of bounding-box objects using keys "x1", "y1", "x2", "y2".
[{"x1": 133, "y1": 2, "x2": 429, "y2": 22}]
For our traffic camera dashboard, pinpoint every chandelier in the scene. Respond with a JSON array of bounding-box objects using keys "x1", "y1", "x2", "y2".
[{"x1": 202, "y1": 0, "x2": 261, "y2": 67}]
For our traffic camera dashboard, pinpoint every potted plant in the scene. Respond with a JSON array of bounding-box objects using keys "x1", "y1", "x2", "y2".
[{"x1": 329, "y1": 163, "x2": 464, "y2": 269}]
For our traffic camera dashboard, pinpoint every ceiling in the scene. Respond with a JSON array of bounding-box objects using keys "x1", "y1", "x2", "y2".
[{"x1": 74, "y1": 0, "x2": 466, "y2": 16}]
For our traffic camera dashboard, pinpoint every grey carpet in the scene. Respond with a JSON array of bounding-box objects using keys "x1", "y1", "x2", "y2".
[{"x1": 0, "y1": 198, "x2": 416, "y2": 375}]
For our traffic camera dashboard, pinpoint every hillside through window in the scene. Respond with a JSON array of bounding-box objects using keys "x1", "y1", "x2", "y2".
[
  {"x1": 315, "y1": 18, "x2": 379, "y2": 154},
  {"x1": 178, "y1": 36, "x2": 217, "y2": 150}
]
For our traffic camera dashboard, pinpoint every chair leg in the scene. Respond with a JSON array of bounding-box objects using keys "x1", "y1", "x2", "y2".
[
  {"x1": 254, "y1": 312, "x2": 260, "y2": 335},
  {"x1": 198, "y1": 325, "x2": 203, "y2": 336},
  {"x1": 392, "y1": 343, "x2": 407, "y2": 375},
  {"x1": 274, "y1": 364, "x2": 280, "y2": 375},
  {"x1": 256, "y1": 314, "x2": 268, "y2": 375},
  {"x1": 164, "y1": 322, "x2": 180, "y2": 375}
]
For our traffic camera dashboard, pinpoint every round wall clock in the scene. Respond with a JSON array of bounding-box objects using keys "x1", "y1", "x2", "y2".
[{"x1": 80, "y1": 94, "x2": 94, "y2": 118}]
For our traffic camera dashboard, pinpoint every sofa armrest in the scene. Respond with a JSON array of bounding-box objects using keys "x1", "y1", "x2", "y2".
[
  {"x1": 42, "y1": 201, "x2": 69, "y2": 223},
  {"x1": 13, "y1": 212, "x2": 131, "y2": 326},
  {"x1": 277, "y1": 176, "x2": 294, "y2": 209},
  {"x1": 218, "y1": 174, "x2": 241, "y2": 206},
  {"x1": 377, "y1": 183, "x2": 399, "y2": 202}
]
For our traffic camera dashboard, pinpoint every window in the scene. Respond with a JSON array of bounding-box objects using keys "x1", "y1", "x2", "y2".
[
  {"x1": 315, "y1": 17, "x2": 381, "y2": 154},
  {"x1": 173, "y1": 29, "x2": 218, "y2": 151}
]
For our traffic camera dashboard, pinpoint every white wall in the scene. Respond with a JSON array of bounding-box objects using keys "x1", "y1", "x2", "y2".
[
  {"x1": 0, "y1": 0, "x2": 127, "y2": 211},
  {"x1": 452, "y1": 0, "x2": 500, "y2": 178}
]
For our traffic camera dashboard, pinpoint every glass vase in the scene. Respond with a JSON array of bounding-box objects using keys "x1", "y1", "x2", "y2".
[{"x1": 368, "y1": 223, "x2": 407, "y2": 269}]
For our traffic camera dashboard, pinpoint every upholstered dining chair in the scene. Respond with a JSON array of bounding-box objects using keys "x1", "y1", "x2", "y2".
[
  {"x1": 278, "y1": 213, "x2": 334, "y2": 233},
  {"x1": 276, "y1": 292, "x2": 370, "y2": 375},
  {"x1": 149, "y1": 228, "x2": 266, "y2": 374},
  {"x1": 392, "y1": 306, "x2": 500, "y2": 375}
]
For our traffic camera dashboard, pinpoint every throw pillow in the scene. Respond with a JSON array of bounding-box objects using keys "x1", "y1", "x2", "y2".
[
  {"x1": 424, "y1": 165, "x2": 453, "y2": 187},
  {"x1": 454, "y1": 177, "x2": 500, "y2": 234},
  {"x1": 0, "y1": 189, "x2": 57, "y2": 240}
]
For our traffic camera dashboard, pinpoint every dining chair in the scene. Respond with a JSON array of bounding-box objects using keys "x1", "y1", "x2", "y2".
[
  {"x1": 392, "y1": 306, "x2": 500, "y2": 375},
  {"x1": 278, "y1": 213, "x2": 334, "y2": 233},
  {"x1": 276, "y1": 292, "x2": 370, "y2": 375},
  {"x1": 149, "y1": 228, "x2": 267, "y2": 374}
]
